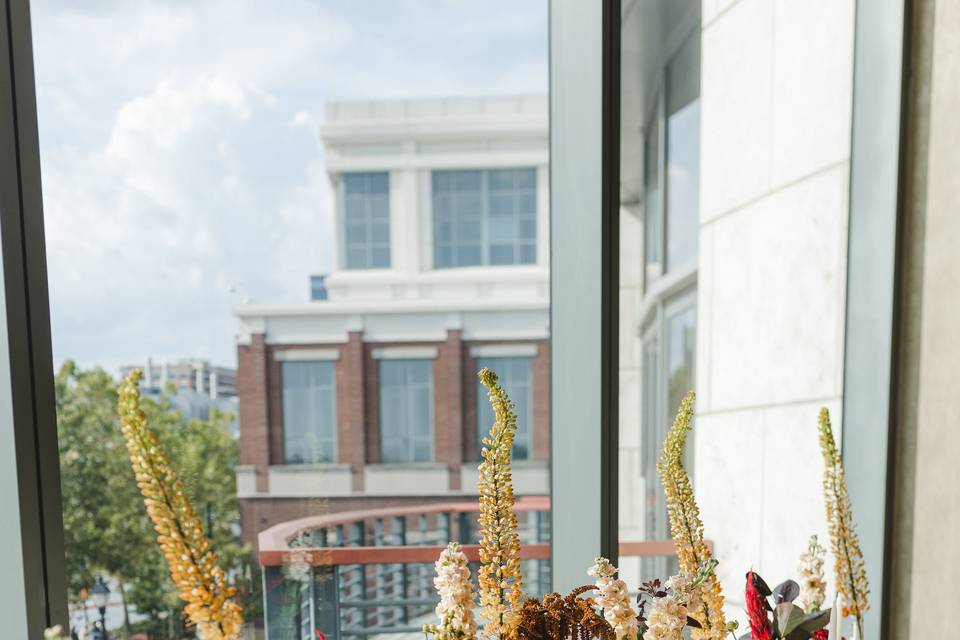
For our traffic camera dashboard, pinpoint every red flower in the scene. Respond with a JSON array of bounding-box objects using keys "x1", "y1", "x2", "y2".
[
  {"x1": 813, "y1": 630, "x2": 828, "y2": 640},
  {"x1": 746, "y1": 571, "x2": 772, "y2": 640},
  {"x1": 315, "y1": 631, "x2": 327, "y2": 640}
]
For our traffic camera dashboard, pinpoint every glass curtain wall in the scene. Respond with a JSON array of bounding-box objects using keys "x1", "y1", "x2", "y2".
[
  {"x1": 32, "y1": 2, "x2": 551, "y2": 637},
  {"x1": 618, "y1": 0, "x2": 701, "y2": 587}
]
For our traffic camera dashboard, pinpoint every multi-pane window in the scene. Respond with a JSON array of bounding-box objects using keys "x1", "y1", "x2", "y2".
[
  {"x1": 643, "y1": 32, "x2": 700, "y2": 290},
  {"x1": 343, "y1": 172, "x2": 390, "y2": 269},
  {"x1": 379, "y1": 359, "x2": 434, "y2": 463},
  {"x1": 282, "y1": 361, "x2": 337, "y2": 464},
  {"x1": 433, "y1": 168, "x2": 536, "y2": 268},
  {"x1": 476, "y1": 356, "x2": 532, "y2": 460}
]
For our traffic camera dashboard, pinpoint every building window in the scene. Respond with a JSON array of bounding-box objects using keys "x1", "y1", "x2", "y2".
[
  {"x1": 343, "y1": 172, "x2": 390, "y2": 269},
  {"x1": 282, "y1": 361, "x2": 337, "y2": 464},
  {"x1": 432, "y1": 168, "x2": 536, "y2": 268},
  {"x1": 644, "y1": 33, "x2": 700, "y2": 290},
  {"x1": 640, "y1": 293, "x2": 696, "y2": 579},
  {"x1": 476, "y1": 356, "x2": 533, "y2": 461},
  {"x1": 379, "y1": 359, "x2": 434, "y2": 463}
]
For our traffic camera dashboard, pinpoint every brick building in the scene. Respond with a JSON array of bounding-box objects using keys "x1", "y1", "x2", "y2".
[{"x1": 234, "y1": 96, "x2": 550, "y2": 547}]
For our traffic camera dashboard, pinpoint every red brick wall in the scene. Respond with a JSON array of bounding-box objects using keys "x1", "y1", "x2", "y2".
[
  {"x1": 436, "y1": 331, "x2": 464, "y2": 489},
  {"x1": 238, "y1": 334, "x2": 270, "y2": 492},
  {"x1": 340, "y1": 331, "x2": 366, "y2": 490},
  {"x1": 238, "y1": 332, "x2": 551, "y2": 538}
]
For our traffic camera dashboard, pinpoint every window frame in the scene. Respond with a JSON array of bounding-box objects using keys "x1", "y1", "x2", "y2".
[
  {"x1": 0, "y1": 0, "x2": 911, "y2": 634},
  {"x1": 281, "y1": 360, "x2": 338, "y2": 465},
  {"x1": 431, "y1": 167, "x2": 537, "y2": 269},
  {"x1": 642, "y1": 30, "x2": 700, "y2": 294},
  {"x1": 0, "y1": 0, "x2": 69, "y2": 632},
  {"x1": 339, "y1": 171, "x2": 391, "y2": 270},
  {"x1": 377, "y1": 358, "x2": 435, "y2": 464}
]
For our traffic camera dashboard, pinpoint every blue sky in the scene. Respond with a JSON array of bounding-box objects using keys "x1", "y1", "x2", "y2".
[{"x1": 32, "y1": 0, "x2": 547, "y2": 373}]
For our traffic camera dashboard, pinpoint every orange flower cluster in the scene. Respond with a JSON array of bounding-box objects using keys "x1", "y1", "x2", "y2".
[
  {"x1": 513, "y1": 586, "x2": 614, "y2": 640},
  {"x1": 119, "y1": 370, "x2": 244, "y2": 639}
]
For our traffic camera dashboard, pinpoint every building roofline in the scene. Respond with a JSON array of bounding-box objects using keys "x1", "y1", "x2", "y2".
[{"x1": 233, "y1": 297, "x2": 549, "y2": 319}]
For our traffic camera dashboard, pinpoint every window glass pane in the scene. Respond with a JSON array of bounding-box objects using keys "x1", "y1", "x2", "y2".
[
  {"x1": 283, "y1": 361, "x2": 336, "y2": 464},
  {"x1": 344, "y1": 172, "x2": 391, "y2": 269},
  {"x1": 379, "y1": 360, "x2": 433, "y2": 463},
  {"x1": 39, "y1": 4, "x2": 550, "y2": 635},
  {"x1": 618, "y1": 0, "x2": 859, "y2": 629},
  {"x1": 476, "y1": 357, "x2": 532, "y2": 461},
  {"x1": 619, "y1": 0, "x2": 701, "y2": 595},
  {"x1": 644, "y1": 113, "x2": 662, "y2": 287},
  {"x1": 665, "y1": 34, "x2": 701, "y2": 271},
  {"x1": 433, "y1": 168, "x2": 536, "y2": 268},
  {"x1": 666, "y1": 304, "x2": 696, "y2": 421}
]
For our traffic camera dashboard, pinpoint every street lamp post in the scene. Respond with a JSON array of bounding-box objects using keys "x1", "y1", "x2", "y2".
[{"x1": 89, "y1": 577, "x2": 110, "y2": 640}]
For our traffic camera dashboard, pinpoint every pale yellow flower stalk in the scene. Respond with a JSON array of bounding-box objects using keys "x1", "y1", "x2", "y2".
[
  {"x1": 656, "y1": 391, "x2": 728, "y2": 640},
  {"x1": 818, "y1": 408, "x2": 869, "y2": 638},
  {"x1": 476, "y1": 368, "x2": 523, "y2": 639},
  {"x1": 119, "y1": 370, "x2": 244, "y2": 640}
]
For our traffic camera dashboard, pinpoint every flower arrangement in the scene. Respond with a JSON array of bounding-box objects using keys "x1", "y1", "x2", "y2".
[
  {"x1": 421, "y1": 377, "x2": 871, "y2": 640},
  {"x1": 105, "y1": 363, "x2": 868, "y2": 640},
  {"x1": 118, "y1": 370, "x2": 244, "y2": 640}
]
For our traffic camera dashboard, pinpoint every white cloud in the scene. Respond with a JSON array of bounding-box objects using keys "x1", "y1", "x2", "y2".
[{"x1": 32, "y1": 0, "x2": 547, "y2": 373}]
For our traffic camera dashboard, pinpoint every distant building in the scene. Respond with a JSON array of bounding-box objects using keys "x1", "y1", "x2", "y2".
[
  {"x1": 120, "y1": 358, "x2": 239, "y2": 436},
  {"x1": 120, "y1": 358, "x2": 237, "y2": 399},
  {"x1": 234, "y1": 95, "x2": 549, "y2": 548}
]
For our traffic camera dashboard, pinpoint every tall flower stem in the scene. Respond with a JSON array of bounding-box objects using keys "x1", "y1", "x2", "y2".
[
  {"x1": 817, "y1": 409, "x2": 868, "y2": 638},
  {"x1": 476, "y1": 368, "x2": 523, "y2": 640},
  {"x1": 656, "y1": 391, "x2": 728, "y2": 640},
  {"x1": 118, "y1": 370, "x2": 243, "y2": 639}
]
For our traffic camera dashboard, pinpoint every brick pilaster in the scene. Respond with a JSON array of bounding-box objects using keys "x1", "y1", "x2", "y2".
[
  {"x1": 238, "y1": 333, "x2": 271, "y2": 492},
  {"x1": 339, "y1": 331, "x2": 367, "y2": 491},
  {"x1": 437, "y1": 329, "x2": 465, "y2": 490}
]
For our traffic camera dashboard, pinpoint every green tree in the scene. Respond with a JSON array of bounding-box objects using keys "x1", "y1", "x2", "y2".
[{"x1": 56, "y1": 362, "x2": 259, "y2": 639}]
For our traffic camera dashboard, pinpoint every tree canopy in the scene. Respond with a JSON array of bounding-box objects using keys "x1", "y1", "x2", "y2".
[{"x1": 56, "y1": 362, "x2": 258, "y2": 638}]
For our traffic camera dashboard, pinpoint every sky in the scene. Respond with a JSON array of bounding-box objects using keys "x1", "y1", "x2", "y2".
[{"x1": 31, "y1": 0, "x2": 548, "y2": 374}]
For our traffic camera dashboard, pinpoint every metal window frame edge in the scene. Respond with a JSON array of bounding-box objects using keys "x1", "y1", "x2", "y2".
[
  {"x1": 842, "y1": 0, "x2": 910, "y2": 638},
  {"x1": 0, "y1": 0, "x2": 68, "y2": 632},
  {"x1": 548, "y1": 0, "x2": 620, "y2": 591}
]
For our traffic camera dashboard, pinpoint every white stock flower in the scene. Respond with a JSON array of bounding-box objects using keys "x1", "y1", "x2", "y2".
[
  {"x1": 797, "y1": 535, "x2": 827, "y2": 612},
  {"x1": 590, "y1": 557, "x2": 638, "y2": 640},
  {"x1": 642, "y1": 596, "x2": 687, "y2": 640},
  {"x1": 665, "y1": 571, "x2": 701, "y2": 612},
  {"x1": 432, "y1": 542, "x2": 477, "y2": 640}
]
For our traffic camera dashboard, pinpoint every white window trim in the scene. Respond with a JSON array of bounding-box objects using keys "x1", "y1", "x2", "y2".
[
  {"x1": 372, "y1": 346, "x2": 438, "y2": 360},
  {"x1": 469, "y1": 343, "x2": 539, "y2": 358},
  {"x1": 275, "y1": 348, "x2": 341, "y2": 361}
]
